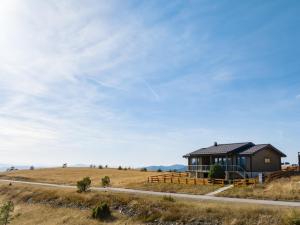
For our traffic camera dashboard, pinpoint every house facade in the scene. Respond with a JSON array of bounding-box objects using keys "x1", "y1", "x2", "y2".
[{"x1": 183, "y1": 142, "x2": 286, "y2": 179}]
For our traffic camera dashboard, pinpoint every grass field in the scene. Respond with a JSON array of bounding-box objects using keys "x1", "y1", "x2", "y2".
[
  {"x1": 0, "y1": 167, "x2": 217, "y2": 194},
  {"x1": 218, "y1": 176, "x2": 300, "y2": 201},
  {"x1": 0, "y1": 167, "x2": 158, "y2": 187},
  {"x1": 0, "y1": 183, "x2": 299, "y2": 225},
  {"x1": 0, "y1": 197, "x2": 138, "y2": 225},
  {"x1": 126, "y1": 182, "x2": 218, "y2": 195}
]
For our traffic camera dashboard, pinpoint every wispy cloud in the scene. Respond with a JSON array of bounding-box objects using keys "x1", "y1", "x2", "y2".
[{"x1": 0, "y1": 0, "x2": 299, "y2": 165}]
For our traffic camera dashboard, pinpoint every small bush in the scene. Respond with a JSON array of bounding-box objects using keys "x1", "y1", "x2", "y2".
[
  {"x1": 162, "y1": 195, "x2": 175, "y2": 202},
  {"x1": 157, "y1": 168, "x2": 162, "y2": 172},
  {"x1": 118, "y1": 166, "x2": 122, "y2": 170},
  {"x1": 101, "y1": 176, "x2": 110, "y2": 187},
  {"x1": 208, "y1": 164, "x2": 225, "y2": 179},
  {"x1": 77, "y1": 177, "x2": 92, "y2": 193},
  {"x1": 29, "y1": 166, "x2": 34, "y2": 170},
  {"x1": 140, "y1": 168, "x2": 147, "y2": 172},
  {"x1": 0, "y1": 201, "x2": 14, "y2": 225},
  {"x1": 92, "y1": 202, "x2": 111, "y2": 220},
  {"x1": 98, "y1": 165, "x2": 103, "y2": 169},
  {"x1": 105, "y1": 165, "x2": 108, "y2": 168}
]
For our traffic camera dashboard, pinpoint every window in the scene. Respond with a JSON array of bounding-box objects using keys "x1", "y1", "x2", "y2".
[
  {"x1": 265, "y1": 158, "x2": 271, "y2": 164},
  {"x1": 191, "y1": 158, "x2": 197, "y2": 165}
]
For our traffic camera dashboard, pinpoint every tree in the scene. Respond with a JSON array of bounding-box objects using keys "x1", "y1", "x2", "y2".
[
  {"x1": 0, "y1": 201, "x2": 14, "y2": 225},
  {"x1": 92, "y1": 203, "x2": 111, "y2": 220},
  {"x1": 29, "y1": 166, "x2": 34, "y2": 170},
  {"x1": 208, "y1": 164, "x2": 225, "y2": 179},
  {"x1": 77, "y1": 177, "x2": 92, "y2": 193},
  {"x1": 140, "y1": 168, "x2": 147, "y2": 172},
  {"x1": 118, "y1": 166, "x2": 122, "y2": 170},
  {"x1": 98, "y1": 165, "x2": 103, "y2": 169},
  {"x1": 101, "y1": 176, "x2": 110, "y2": 187},
  {"x1": 62, "y1": 163, "x2": 67, "y2": 168}
]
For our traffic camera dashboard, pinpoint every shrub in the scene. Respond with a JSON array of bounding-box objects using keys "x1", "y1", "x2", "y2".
[
  {"x1": 98, "y1": 165, "x2": 103, "y2": 169},
  {"x1": 101, "y1": 176, "x2": 110, "y2": 187},
  {"x1": 208, "y1": 164, "x2": 225, "y2": 179},
  {"x1": 105, "y1": 165, "x2": 108, "y2": 168},
  {"x1": 140, "y1": 168, "x2": 147, "y2": 172},
  {"x1": 162, "y1": 195, "x2": 175, "y2": 202},
  {"x1": 92, "y1": 202, "x2": 111, "y2": 220},
  {"x1": 77, "y1": 177, "x2": 92, "y2": 193},
  {"x1": 118, "y1": 166, "x2": 122, "y2": 170},
  {"x1": 0, "y1": 201, "x2": 14, "y2": 225},
  {"x1": 157, "y1": 168, "x2": 162, "y2": 172},
  {"x1": 62, "y1": 163, "x2": 67, "y2": 168},
  {"x1": 29, "y1": 166, "x2": 34, "y2": 170}
]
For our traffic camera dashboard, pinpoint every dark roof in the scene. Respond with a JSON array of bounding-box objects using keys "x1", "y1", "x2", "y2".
[
  {"x1": 183, "y1": 142, "x2": 254, "y2": 157},
  {"x1": 183, "y1": 142, "x2": 286, "y2": 157},
  {"x1": 239, "y1": 144, "x2": 287, "y2": 157}
]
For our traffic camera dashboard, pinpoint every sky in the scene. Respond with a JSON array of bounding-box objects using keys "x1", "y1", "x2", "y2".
[{"x1": 0, "y1": 0, "x2": 299, "y2": 167}]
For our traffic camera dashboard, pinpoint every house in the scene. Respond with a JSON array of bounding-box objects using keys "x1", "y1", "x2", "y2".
[{"x1": 183, "y1": 142, "x2": 286, "y2": 179}]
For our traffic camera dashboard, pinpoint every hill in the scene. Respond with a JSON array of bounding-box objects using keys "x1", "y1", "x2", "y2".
[{"x1": 145, "y1": 164, "x2": 187, "y2": 171}]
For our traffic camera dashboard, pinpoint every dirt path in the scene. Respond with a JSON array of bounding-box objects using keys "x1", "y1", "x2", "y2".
[
  {"x1": 205, "y1": 185, "x2": 234, "y2": 196},
  {"x1": 1, "y1": 179, "x2": 299, "y2": 207}
]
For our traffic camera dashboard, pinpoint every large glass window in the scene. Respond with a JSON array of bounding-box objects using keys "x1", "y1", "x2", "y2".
[
  {"x1": 191, "y1": 158, "x2": 197, "y2": 165},
  {"x1": 238, "y1": 156, "x2": 246, "y2": 168}
]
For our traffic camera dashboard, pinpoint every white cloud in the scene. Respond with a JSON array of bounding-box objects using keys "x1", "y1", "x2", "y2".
[{"x1": 0, "y1": 0, "x2": 211, "y2": 166}]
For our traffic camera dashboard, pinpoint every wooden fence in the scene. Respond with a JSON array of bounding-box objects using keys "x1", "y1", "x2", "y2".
[
  {"x1": 233, "y1": 178, "x2": 257, "y2": 187},
  {"x1": 283, "y1": 166, "x2": 300, "y2": 172},
  {"x1": 147, "y1": 173, "x2": 224, "y2": 186},
  {"x1": 266, "y1": 170, "x2": 300, "y2": 182}
]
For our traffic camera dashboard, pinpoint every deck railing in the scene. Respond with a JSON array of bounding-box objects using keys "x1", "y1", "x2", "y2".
[{"x1": 188, "y1": 164, "x2": 246, "y2": 172}]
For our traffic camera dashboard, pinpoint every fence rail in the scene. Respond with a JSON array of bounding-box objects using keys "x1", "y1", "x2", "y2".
[
  {"x1": 233, "y1": 178, "x2": 257, "y2": 187},
  {"x1": 147, "y1": 173, "x2": 224, "y2": 186},
  {"x1": 266, "y1": 170, "x2": 300, "y2": 182}
]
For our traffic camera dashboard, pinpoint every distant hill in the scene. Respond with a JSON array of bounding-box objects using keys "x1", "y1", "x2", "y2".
[
  {"x1": 145, "y1": 164, "x2": 187, "y2": 172},
  {"x1": 0, "y1": 164, "x2": 32, "y2": 172}
]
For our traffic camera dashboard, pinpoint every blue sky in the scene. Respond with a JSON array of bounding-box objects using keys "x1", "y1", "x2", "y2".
[{"x1": 0, "y1": 0, "x2": 299, "y2": 167}]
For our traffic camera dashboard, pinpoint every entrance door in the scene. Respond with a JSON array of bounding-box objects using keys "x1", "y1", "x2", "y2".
[{"x1": 238, "y1": 156, "x2": 246, "y2": 169}]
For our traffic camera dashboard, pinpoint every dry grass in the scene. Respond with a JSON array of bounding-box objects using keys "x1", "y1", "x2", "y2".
[
  {"x1": 126, "y1": 182, "x2": 218, "y2": 195},
  {"x1": 0, "y1": 167, "x2": 217, "y2": 194},
  {"x1": 219, "y1": 176, "x2": 300, "y2": 201},
  {"x1": 0, "y1": 198, "x2": 139, "y2": 225},
  {"x1": 0, "y1": 183, "x2": 300, "y2": 225},
  {"x1": 0, "y1": 167, "x2": 159, "y2": 187}
]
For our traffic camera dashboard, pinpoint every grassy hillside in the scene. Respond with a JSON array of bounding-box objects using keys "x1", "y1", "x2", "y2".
[
  {"x1": 0, "y1": 183, "x2": 299, "y2": 225},
  {"x1": 218, "y1": 176, "x2": 300, "y2": 201},
  {"x1": 0, "y1": 167, "x2": 217, "y2": 194}
]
